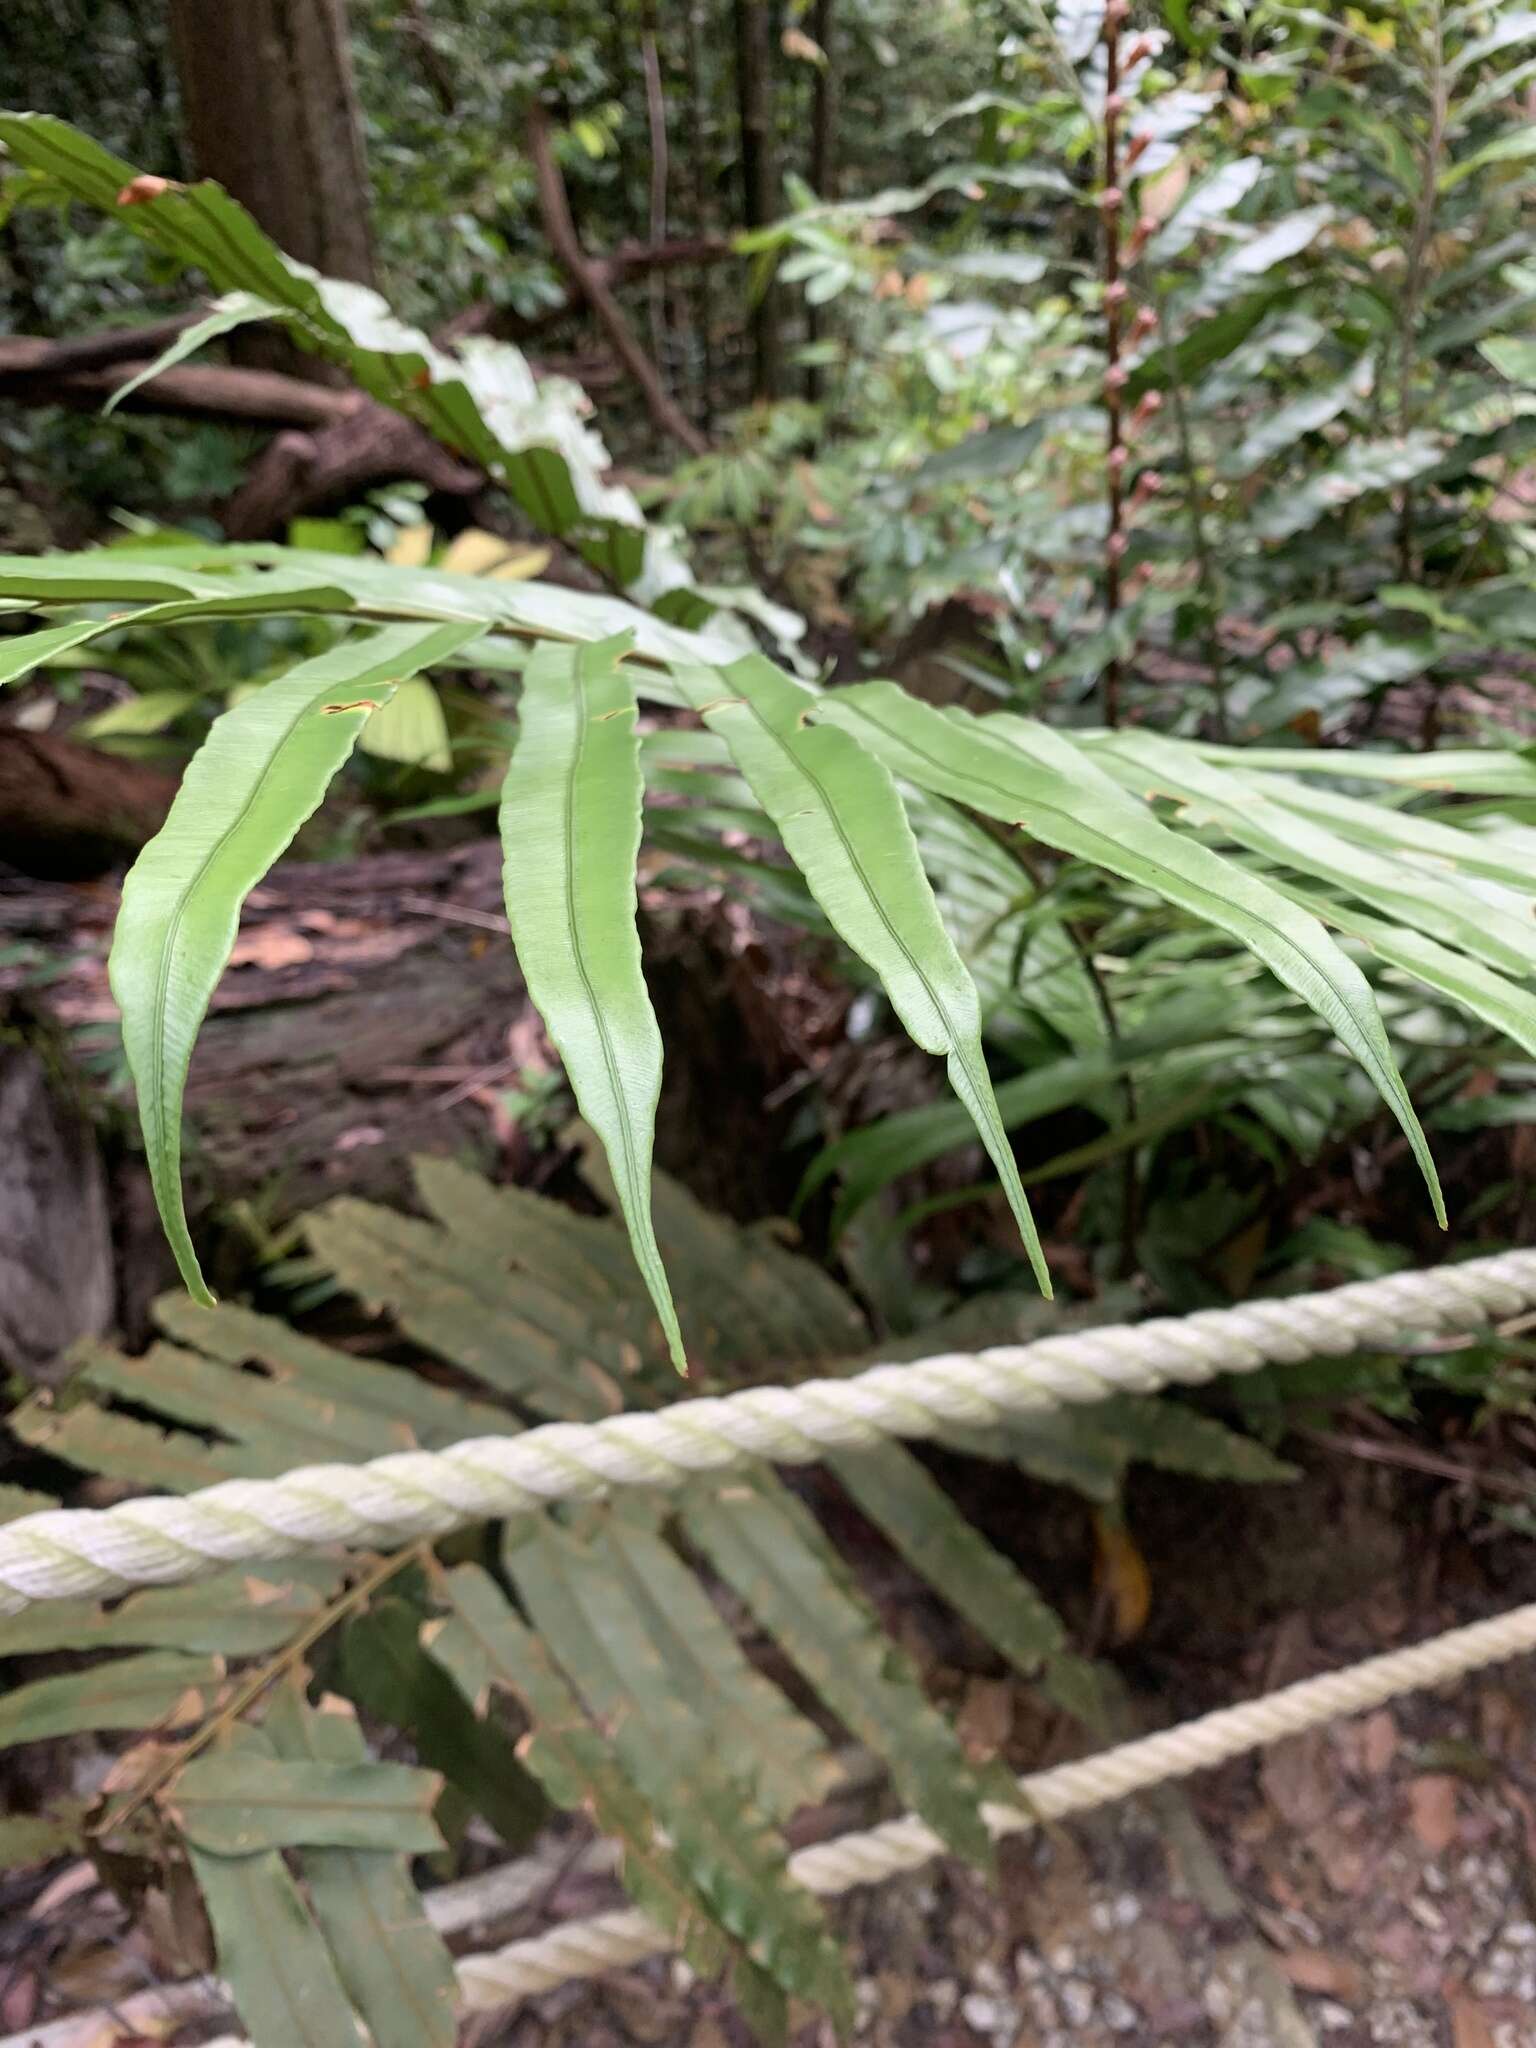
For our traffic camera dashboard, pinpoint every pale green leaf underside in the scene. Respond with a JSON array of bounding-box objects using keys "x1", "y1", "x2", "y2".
[
  {"x1": 680, "y1": 656, "x2": 1051, "y2": 1296},
  {"x1": 109, "y1": 620, "x2": 481, "y2": 1304},
  {"x1": 499, "y1": 634, "x2": 687, "y2": 1368},
  {"x1": 103, "y1": 292, "x2": 290, "y2": 414}
]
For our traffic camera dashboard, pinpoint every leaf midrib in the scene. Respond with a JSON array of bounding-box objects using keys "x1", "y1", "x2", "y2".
[
  {"x1": 561, "y1": 647, "x2": 652, "y2": 1252},
  {"x1": 733, "y1": 694, "x2": 957, "y2": 1052},
  {"x1": 142, "y1": 674, "x2": 357, "y2": 1208}
]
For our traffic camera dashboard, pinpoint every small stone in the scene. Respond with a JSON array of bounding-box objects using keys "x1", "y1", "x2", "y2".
[
  {"x1": 1317, "y1": 2003, "x2": 1354, "y2": 2032},
  {"x1": 1061, "y1": 1980, "x2": 1095, "y2": 2026},
  {"x1": 1103, "y1": 1993, "x2": 1140, "y2": 2032},
  {"x1": 1113, "y1": 1894, "x2": 1143, "y2": 1927},
  {"x1": 1047, "y1": 1943, "x2": 1077, "y2": 1973}
]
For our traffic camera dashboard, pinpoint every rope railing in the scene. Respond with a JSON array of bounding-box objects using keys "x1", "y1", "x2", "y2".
[
  {"x1": 12, "y1": 1598, "x2": 1536, "y2": 2046},
  {"x1": 3, "y1": 1247, "x2": 1535, "y2": 1610},
  {"x1": 454, "y1": 1598, "x2": 1536, "y2": 2006}
]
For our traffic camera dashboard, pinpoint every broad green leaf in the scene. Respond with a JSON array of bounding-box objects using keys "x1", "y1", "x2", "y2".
[
  {"x1": 151, "y1": 1291, "x2": 512, "y2": 1448},
  {"x1": 827, "y1": 1442, "x2": 1102, "y2": 1721},
  {"x1": 1188, "y1": 743, "x2": 1536, "y2": 797},
  {"x1": 102, "y1": 292, "x2": 290, "y2": 413},
  {"x1": 1145, "y1": 156, "x2": 1263, "y2": 263},
  {"x1": 909, "y1": 419, "x2": 1047, "y2": 488},
  {"x1": 818, "y1": 687, "x2": 1445, "y2": 1224},
  {"x1": 680, "y1": 1478, "x2": 1005, "y2": 1868},
  {"x1": 110, "y1": 620, "x2": 479, "y2": 1304},
  {"x1": 1440, "y1": 125, "x2": 1536, "y2": 189},
  {"x1": 1183, "y1": 207, "x2": 1332, "y2": 315},
  {"x1": 1238, "y1": 632, "x2": 1443, "y2": 732},
  {"x1": 1220, "y1": 357, "x2": 1373, "y2": 476},
  {"x1": 0, "y1": 554, "x2": 354, "y2": 608},
  {"x1": 339, "y1": 1597, "x2": 546, "y2": 1847},
  {"x1": 0, "y1": 538, "x2": 739, "y2": 671},
  {"x1": 0, "y1": 113, "x2": 701, "y2": 609},
  {"x1": 189, "y1": 1820, "x2": 365, "y2": 2048},
  {"x1": 506, "y1": 1521, "x2": 852, "y2": 2025},
  {"x1": 1482, "y1": 334, "x2": 1536, "y2": 384},
  {"x1": 0, "y1": 615, "x2": 163, "y2": 686},
  {"x1": 0, "y1": 1651, "x2": 220, "y2": 1750},
  {"x1": 171, "y1": 1754, "x2": 444, "y2": 1855},
  {"x1": 678, "y1": 656, "x2": 1050, "y2": 1295},
  {"x1": 0, "y1": 1562, "x2": 341, "y2": 1659},
  {"x1": 1289, "y1": 888, "x2": 1536, "y2": 1060},
  {"x1": 1252, "y1": 772, "x2": 1535, "y2": 892},
  {"x1": 265, "y1": 1691, "x2": 458, "y2": 2048},
  {"x1": 75, "y1": 688, "x2": 198, "y2": 739},
  {"x1": 1448, "y1": 11, "x2": 1536, "y2": 76},
  {"x1": 1249, "y1": 433, "x2": 1443, "y2": 541},
  {"x1": 499, "y1": 635, "x2": 686, "y2": 1367},
  {"x1": 430, "y1": 1562, "x2": 805, "y2": 2032}
]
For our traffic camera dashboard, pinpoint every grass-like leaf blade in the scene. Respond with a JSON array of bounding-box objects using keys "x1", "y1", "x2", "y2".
[
  {"x1": 109, "y1": 620, "x2": 480, "y2": 1304},
  {"x1": 500, "y1": 634, "x2": 687, "y2": 1368}
]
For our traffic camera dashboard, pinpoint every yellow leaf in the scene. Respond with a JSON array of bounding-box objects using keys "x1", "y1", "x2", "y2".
[
  {"x1": 488, "y1": 545, "x2": 553, "y2": 581},
  {"x1": 439, "y1": 529, "x2": 545, "y2": 577},
  {"x1": 1091, "y1": 1508, "x2": 1151, "y2": 1643},
  {"x1": 385, "y1": 522, "x2": 435, "y2": 567}
]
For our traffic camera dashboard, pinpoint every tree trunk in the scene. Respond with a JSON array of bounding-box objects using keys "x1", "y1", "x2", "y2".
[
  {"x1": 805, "y1": 0, "x2": 837, "y2": 404},
  {"x1": 168, "y1": 0, "x2": 376, "y2": 372},
  {"x1": 734, "y1": 0, "x2": 783, "y2": 399},
  {"x1": 0, "y1": 731, "x2": 177, "y2": 881},
  {"x1": 683, "y1": 0, "x2": 719, "y2": 428}
]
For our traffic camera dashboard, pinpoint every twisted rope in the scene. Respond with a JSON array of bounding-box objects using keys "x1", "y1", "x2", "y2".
[
  {"x1": 3, "y1": 1249, "x2": 1534, "y2": 1611},
  {"x1": 454, "y1": 1599, "x2": 1536, "y2": 2007}
]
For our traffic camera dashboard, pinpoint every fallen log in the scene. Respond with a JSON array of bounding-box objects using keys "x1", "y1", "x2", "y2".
[{"x1": 0, "y1": 730, "x2": 178, "y2": 881}]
